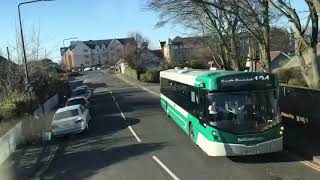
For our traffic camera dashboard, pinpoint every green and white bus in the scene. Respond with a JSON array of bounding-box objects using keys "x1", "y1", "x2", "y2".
[{"x1": 160, "y1": 68, "x2": 283, "y2": 156}]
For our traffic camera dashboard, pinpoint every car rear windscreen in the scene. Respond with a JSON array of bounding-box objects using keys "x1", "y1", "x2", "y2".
[
  {"x1": 71, "y1": 89, "x2": 87, "y2": 97},
  {"x1": 54, "y1": 109, "x2": 79, "y2": 120},
  {"x1": 68, "y1": 99, "x2": 86, "y2": 106}
]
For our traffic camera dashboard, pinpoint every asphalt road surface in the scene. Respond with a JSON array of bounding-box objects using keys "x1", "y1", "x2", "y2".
[{"x1": 42, "y1": 71, "x2": 320, "y2": 180}]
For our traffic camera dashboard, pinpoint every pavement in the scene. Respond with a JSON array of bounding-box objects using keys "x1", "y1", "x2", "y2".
[{"x1": 1, "y1": 71, "x2": 320, "y2": 180}]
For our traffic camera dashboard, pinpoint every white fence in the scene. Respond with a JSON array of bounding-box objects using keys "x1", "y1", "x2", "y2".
[
  {"x1": 34, "y1": 94, "x2": 59, "y2": 117},
  {"x1": 0, "y1": 94, "x2": 59, "y2": 165},
  {"x1": 0, "y1": 122, "x2": 23, "y2": 164}
]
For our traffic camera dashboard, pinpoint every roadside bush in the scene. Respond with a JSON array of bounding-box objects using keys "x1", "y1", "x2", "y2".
[
  {"x1": 0, "y1": 92, "x2": 37, "y2": 121},
  {"x1": 124, "y1": 67, "x2": 138, "y2": 80},
  {"x1": 273, "y1": 67, "x2": 307, "y2": 87},
  {"x1": 140, "y1": 71, "x2": 160, "y2": 83},
  {"x1": 180, "y1": 59, "x2": 207, "y2": 69}
]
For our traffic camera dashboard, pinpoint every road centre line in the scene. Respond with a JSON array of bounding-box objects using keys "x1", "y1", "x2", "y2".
[
  {"x1": 110, "y1": 90, "x2": 142, "y2": 143},
  {"x1": 152, "y1": 156, "x2": 180, "y2": 180}
]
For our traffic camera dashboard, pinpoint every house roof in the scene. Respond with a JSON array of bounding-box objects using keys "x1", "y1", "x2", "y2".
[
  {"x1": 255, "y1": 51, "x2": 291, "y2": 71},
  {"x1": 160, "y1": 41, "x2": 166, "y2": 48},
  {"x1": 0, "y1": 55, "x2": 6, "y2": 63},
  {"x1": 0, "y1": 56, "x2": 16, "y2": 66},
  {"x1": 66, "y1": 38, "x2": 136, "y2": 51},
  {"x1": 150, "y1": 49, "x2": 163, "y2": 59},
  {"x1": 270, "y1": 51, "x2": 291, "y2": 62},
  {"x1": 83, "y1": 38, "x2": 135, "y2": 49},
  {"x1": 60, "y1": 47, "x2": 69, "y2": 56},
  {"x1": 170, "y1": 36, "x2": 208, "y2": 46},
  {"x1": 270, "y1": 51, "x2": 281, "y2": 61}
]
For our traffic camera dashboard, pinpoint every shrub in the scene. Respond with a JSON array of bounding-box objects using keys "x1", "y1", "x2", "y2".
[
  {"x1": 273, "y1": 67, "x2": 307, "y2": 87},
  {"x1": 0, "y1": 92, "x2": 37, "y2": 121},
  {"x1": 140, "y1": 71, "x2": 160, "y2": 83},
  {"x1": 180, "y1": 60, "x2": 207, "y2": 69},
  {"x1": 124, "y1": 67, "x2": 138, "y2": 80}
]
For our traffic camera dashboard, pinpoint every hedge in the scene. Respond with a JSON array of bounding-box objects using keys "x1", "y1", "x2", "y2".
[
  {"x1": 140, "y1": 71, "x2": 160, "y2": 83},
  {"x1": 124, "y1": 67, "x2": 138, "y2": 80}
]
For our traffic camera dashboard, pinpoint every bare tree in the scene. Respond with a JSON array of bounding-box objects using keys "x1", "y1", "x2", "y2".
[
  {"x1": 123, "y1": 32, "x2": 149, "y2": 75},
  {"x1": 147, "y1": 0, "x2": 243, "y2": 70},
  {"x1": 271, "y1": 0, "x2": 320, "y2": 88},
  {"x1": 147, "y1": 0, "x2": 276, "y2": 71}
]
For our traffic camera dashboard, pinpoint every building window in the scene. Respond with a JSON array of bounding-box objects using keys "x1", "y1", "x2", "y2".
[
  {"x1": 83, "y1": 49, "x2": 88, "y2": 53},
  {"x1": 85, "y1": 61, "x2": 89, "y2": 64},
  {"x1": 84, "y1": 55, "x2": 89, "y2": 58}
]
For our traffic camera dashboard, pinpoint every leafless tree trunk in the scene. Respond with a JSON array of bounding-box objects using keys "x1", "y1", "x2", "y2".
[{"x1": 271, "y1": 0, "x2": 320, "y2": 88}]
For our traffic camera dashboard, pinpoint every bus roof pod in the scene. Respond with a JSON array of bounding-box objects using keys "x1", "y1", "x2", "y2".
[{"x1": 177, "y1": 67, "x2": 192, "y2": 74}]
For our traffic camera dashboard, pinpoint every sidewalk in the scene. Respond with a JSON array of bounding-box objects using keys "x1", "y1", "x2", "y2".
[{"x1": 0, "y1": 143, "x2": 43, "y2": 180}]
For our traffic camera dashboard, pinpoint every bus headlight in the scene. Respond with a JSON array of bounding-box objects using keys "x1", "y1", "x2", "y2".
[
  {"x1": 280, "y1": 126, "x2": 284, "y2": 131},
  {"x1": 212, "y1": 131, "x2": 219, "y2": 140},
  {"x1": 280, "y1": 131, "x2": 283, "y2": 135}
]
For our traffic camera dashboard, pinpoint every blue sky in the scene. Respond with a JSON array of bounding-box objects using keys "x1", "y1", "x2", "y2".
[{"x1": 0, "y1": 0, "x2": 308, "y2": 63}]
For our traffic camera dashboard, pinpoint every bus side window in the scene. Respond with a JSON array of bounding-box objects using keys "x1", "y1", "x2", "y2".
[{"x1": 191, "y1": 91, "x2": 196, "y2": 103}]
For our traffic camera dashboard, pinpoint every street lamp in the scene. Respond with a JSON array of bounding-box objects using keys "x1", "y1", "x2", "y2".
[
  {"x1": 63, "y1": 37, "x2": 78, "y2": 47},
  {"x1": 62, "y1": 37, "x2": 78, "y2": 70},
  {"x1": 18, "y1": 0, "x2": 55, "y2": 85}
]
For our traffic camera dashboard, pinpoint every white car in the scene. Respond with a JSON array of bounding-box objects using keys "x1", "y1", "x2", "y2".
[
  {"x1": 51, "y1": 105, "x2": 91, "y2": 136},
  {"x1": 84, "y1": 67, "x2": 92, "y2": 71}
]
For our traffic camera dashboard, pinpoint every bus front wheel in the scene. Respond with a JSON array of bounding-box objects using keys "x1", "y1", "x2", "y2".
[{"x1": 189, "y1": 123, "x2": 195, "y2": 142}]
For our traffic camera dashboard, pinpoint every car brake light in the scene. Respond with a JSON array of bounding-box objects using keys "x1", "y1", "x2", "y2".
[{"x1": 75, "y1": 119, "x2": 84, "y2": 124}]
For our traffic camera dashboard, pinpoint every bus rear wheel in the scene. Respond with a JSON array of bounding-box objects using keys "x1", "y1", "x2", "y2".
[{"x1": 189, "y1": 123, "x2": 195, "y2": 142}]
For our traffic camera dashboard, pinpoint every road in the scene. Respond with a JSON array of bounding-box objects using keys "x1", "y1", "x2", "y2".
[{"x1": 43, "y1": 71, "x2": 320, "y2": 180}]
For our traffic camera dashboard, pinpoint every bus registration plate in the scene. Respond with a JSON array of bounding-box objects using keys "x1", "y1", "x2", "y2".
[{"x1": 242, "y1": 150, "x2": 259, "y2": 155}]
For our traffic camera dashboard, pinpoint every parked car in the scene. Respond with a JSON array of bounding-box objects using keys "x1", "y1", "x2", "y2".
[
  {"x1": 71, "y1": 87, "x2": 92, "y2": 100},
  {"x1": 97, "y1": 67, "x2": 101, "y2": 71},
  {"x1": 84, "y1": 67, "x2": 92, "y2": 71},
  {"x1": 66, "y1": 96, "x2": 90, "y2": 109},
  {"x1": 51, "y1": 105, "x2": 91, "y2": 136}
]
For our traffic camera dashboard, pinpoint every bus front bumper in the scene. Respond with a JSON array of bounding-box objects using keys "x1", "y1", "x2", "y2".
[{"x1": 196, "y1": 133, "x2": 283, "y2": 156}]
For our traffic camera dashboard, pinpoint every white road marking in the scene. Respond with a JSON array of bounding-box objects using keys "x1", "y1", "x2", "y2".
[
  {"x1": 110, "y1": 90, "x2": 142, "y2": 143},
  {"x1": 286, "y1": 151, "x2": 320, "y2": 172},
  {"x1": 117, "y1": 75, "x2": 160, "y2": 97},
  {"x1": 128, "y1": 126, "x2": 142, "y2": 142},
  {"x1": 152, "y1": 156, "x2": 180, "y2": 180}
]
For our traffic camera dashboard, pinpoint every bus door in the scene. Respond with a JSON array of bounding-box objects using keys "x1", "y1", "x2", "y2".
[{"x1": 196, "y1": 88, "x2": 207, "y2": 126}]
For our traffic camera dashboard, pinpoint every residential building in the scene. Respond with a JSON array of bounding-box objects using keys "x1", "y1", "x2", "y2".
[
  {"x1": 161, "y1": 36, "x2": 211, "y2": 65},
  {"x1": 141, "y1": 48, "x2": 163, "y2": 71},
  {"x1": 61, "y1": 38, "x2": 136, "y2": 70},
  {"x1": 252, "y1": 51, "x2": 291, "y2": 71},
  {"x1": 115, "y1": 48, "x2": 163, "y2": 74}
]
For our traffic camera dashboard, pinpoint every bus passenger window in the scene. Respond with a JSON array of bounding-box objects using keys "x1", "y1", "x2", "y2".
[{"x1": 191, "y1": 91, "x2": 196, "y2": 102}]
